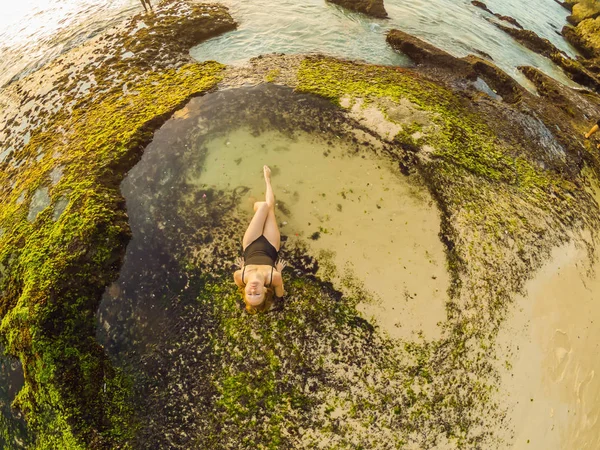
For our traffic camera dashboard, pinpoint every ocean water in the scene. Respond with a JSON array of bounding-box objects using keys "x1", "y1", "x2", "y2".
[
  {"x1": 190, "y1": 0, "x2": 578, "y2": 87},
  {"x1": 0, "y1": 0, "x2": 579, "y2": 89}
]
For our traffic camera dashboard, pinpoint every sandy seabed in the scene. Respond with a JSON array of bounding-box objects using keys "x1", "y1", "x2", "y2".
[{"x1": 194, "y1": 126, "x2": 450, "y2": 341}]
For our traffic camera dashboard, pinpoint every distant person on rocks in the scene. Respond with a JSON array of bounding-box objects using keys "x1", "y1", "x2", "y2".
[
  {"x1": 234, "y1": 165, "x2": 286, "y2": 314},
  {"x1": 584, "y1": 120, "x2": 600, "y2": 149},
  {"x1": 140, "y1": 0, "x2": 153, "y2": 12}
]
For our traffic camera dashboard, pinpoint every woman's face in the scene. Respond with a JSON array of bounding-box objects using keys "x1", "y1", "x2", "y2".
[{"x1": 245, "y1": 278, "x2": 266, "y2": 306}]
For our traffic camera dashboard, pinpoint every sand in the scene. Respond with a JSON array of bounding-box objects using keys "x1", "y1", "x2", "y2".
[{"x1": 497, "y1": 238, "x2": 600, "y2": 449}]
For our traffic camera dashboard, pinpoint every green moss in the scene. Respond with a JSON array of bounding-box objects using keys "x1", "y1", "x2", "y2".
[
  {"x1": 296, "y1": 57, "x2": 555, "y2": 186},
  {"x1": 294, "y1": 59, "x2": 598, "y2": 444},
  {"x1": 265, "y1": 69, "x2": 281, "y2": 83},
  {"x1": 0, "y1": 61, "x2": 225, "y2": 447},
  {"x1": 295, "y1": 57, "x2": 582, "y2": 284}
]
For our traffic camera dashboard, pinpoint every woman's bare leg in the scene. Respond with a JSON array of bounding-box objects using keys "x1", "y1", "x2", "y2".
[
  {"x1": 264, "y1": 166, "x2": 275, "y2": 208},
  {"x1": 243, "y1": 202, "x2": 269, "y2": 249},
  {"x1": 262, "y1": 208, "x2": 281, "y2": 251},
  {"x1": 261, "y1": 166, "x2": 281, "y2": 250}
]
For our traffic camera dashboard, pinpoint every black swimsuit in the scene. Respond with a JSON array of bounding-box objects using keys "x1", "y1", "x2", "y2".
[{"x1": 242, "y1": 235, "x2": 278, "y2": 285}]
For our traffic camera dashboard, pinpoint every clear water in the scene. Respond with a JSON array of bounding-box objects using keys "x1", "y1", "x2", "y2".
[
  {"x1": 0, "y1": 0, "x2": 581, "y2": 90},
  {"x1": 0, "y1": 0, "x2": 141, "y2": 87},
  {"x1": 190, "y1": 0, "x2": 579, "y2": 87},
  {"x1": 97, "y1": 84, "x2": 449, "y2": 356}
]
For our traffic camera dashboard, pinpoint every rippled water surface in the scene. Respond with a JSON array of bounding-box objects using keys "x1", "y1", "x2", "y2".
[
  {"x1": 190, "y1": 0, "x2": 579, "y2": 87},
  {"x1": 0, "y1": 0, "x2": 580, "y2": 89},
  {"x1": 0, "y1": 0, "x2": 141, "y2": 87}
]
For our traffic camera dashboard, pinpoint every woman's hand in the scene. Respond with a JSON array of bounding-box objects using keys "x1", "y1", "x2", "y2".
[
  {"x1": 276, "y1": 258, "x2": 288, "y2": 273},
  {"x1": 235, "y1": 257, "x2": 245, "y2": 269}
]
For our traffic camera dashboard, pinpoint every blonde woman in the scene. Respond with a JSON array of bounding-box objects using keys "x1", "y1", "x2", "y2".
[{"x1": 234, "y1": 166, "x2": 286, "y2": 313}]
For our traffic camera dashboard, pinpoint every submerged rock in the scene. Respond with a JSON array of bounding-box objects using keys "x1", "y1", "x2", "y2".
[
  {"x1": 327, "y1": 0, "x2": 388, "y2": 18},
  {"x1": 471, "y1": 1, "x2": 524, "y2": 29}
]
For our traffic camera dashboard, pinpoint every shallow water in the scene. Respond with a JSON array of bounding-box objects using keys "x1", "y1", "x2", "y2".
[
  {"x1": 497, "y1": 239, "x2": 600, "y2": 449},
  {"x1": 196, "y1": 127, "x2": 449, "y2": 340},
  {"x1": 0, "y1": 0, "x2": 580, "y2": 90},
  {"x1": 97, "y1": 84, "x2": 449, "y2": 358},
  {"x1": 190, "y1": 0, "x2": 579, "y2": 88},
  {"x1": 496, "y1": 174, "x2": 600, "y2": 449},
  {"x1": 0, "y1": 0, "x2": 141, "y2": 87}
]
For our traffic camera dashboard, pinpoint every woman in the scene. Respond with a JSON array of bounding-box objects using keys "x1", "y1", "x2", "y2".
[{"x1": 234, "y1": 166, "x2": 286, "y2": 314}]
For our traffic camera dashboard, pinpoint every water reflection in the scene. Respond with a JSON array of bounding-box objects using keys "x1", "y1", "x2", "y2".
[{"x1": 0, "y1": 350, "x2": 29, "y2": 448}]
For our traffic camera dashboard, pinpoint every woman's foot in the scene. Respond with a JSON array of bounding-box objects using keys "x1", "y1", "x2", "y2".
[{"x1": 263, "y1": 165, "x2": 271, "y2": 182}]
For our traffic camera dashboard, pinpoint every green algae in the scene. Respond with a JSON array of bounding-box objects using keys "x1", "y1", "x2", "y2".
[
  {"x1": 265, "y1": 69, "x2": 281, "y2": 83},
  {"x1": 294, "y1": 55, "x2": 600, "y2": 445},
  {"x1": 190, "y1": 275, "x2": 492, "y2": 449},
  {"x1": 297, "y1": 57, "x2": 545, "y2": 184},
  {"x1": 0, "y1": 61, "x2": 225, "y2": 448}
]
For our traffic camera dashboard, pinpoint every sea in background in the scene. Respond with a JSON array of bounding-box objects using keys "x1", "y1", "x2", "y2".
[{"x1": 0, "y1": 0, "x2": 580, "y2": 89}]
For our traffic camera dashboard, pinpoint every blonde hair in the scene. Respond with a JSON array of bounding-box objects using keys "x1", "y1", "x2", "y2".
[{"x1": 239, "y1": 286, "x2": 276, "y2": 314}]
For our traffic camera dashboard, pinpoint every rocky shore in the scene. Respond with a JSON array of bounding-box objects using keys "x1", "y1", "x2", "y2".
[
  {"x1": 1, "y1": 0, "x2": 600, "y2": 448},
  {"x1": 326, "y1": 0, "x2": 388, "y2": 18}
]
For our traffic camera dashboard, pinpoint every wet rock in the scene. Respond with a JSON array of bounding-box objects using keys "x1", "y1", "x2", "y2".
[
  {"x1": 387, "y1": 30, "x2": 522, "y2": 103},
  {"x1": 562, "y1": 24, "x2": 599, "y2": 58},
  {"x1": 496, "y1": 24, "x2": 564, "y2": 58},
  {"x1": 471, "y1": 1, "x2": 524, "y2": 29},
  {"x1": 386, "y1": 29, "x2": 472, "y2": 72},
  {"x1": 471, "y1": 1, "x2": 493, "y2": 15},
  {"x1": 496, "y1": 23, "x2": 600, "y2": 92},
  {"x1": 496, "y1": 15, "x2": 524, "y2": 29},
  {"x1": 327, "y1": 0, "x2": 388, "y2": 18},
  {"x1": 463, "y1": 55, "x2": 523, "y2": 103}
]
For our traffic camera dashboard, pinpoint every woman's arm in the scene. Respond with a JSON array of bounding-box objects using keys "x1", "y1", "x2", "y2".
[
  {"x1": 233, "y1": 257, "x2": 245, "y2": 287},
  {"x1": 273, "y1": 272, "x2": 285, "y2": 298},
  {"x1": 233, "y1": 269, "x2": 244, "y2": 287},
  {"x1": 273, "y1": 259, "x2": 287, "y2": 297}
]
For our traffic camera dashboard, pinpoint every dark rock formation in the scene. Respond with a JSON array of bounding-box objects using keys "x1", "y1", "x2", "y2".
[
  {"x1": 563, "y1": 24, "x2": 599, "y2": 58},
  {"x1": 494, "y1": 22, "x2": 600, "y2": 92},
  {"x1": 327, "y1": 0, "x2": 388, "y2": 18},
  {"x1": 518, "y1": 65, "x2": 597, "y2": 119},
  {"x1": 496, "y1": 15, "x2": 524, "y2": 29},
  {"x1": 464, "y1": 55, "x2": 522, "y2": 103},
  {"x1": 471, "y1": 1, "x2": 493, "y2": 14},
  {"x1": 387, "y1": 29, "x2": 522, "y2": 103},
  {"x1": 471, "y1": 1, "x2": 523, "y2": 29},
  {"x1": 386, "y1": 29, "x2": 471, "y2": 70},
  {"x1": 496, "y1": 24, "x2": 563, "y2": 58},
  {"x1": 552, "y1": 53, "x2": 600, "y2": 91}
]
